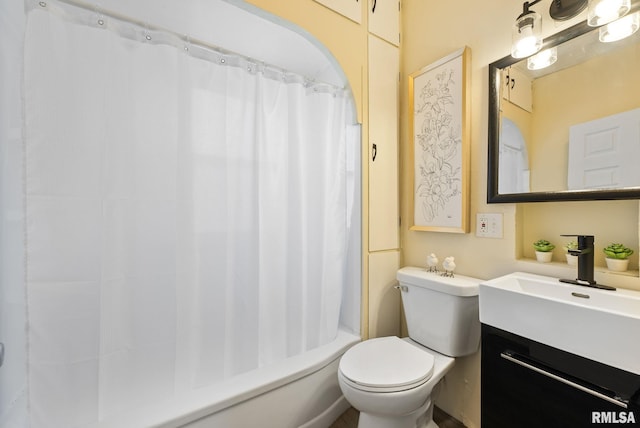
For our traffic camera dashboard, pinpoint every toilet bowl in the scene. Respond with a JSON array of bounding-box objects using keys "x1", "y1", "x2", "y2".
[
  {"x1": 338, "y1": 336, "x2": 455, "y2": 428},
  {"x1": 338, "y1": 267, "x2": 481, "y2": 428}
]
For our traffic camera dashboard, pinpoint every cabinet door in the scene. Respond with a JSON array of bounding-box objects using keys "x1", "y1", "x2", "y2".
[
  {"x1": 368, "y1": 0, "x2": 400, "y2": 46},
  {"x1": 501, "y1": 68, "x2": 511, "y2": 101},
  {"x1": 368, "y1": 35, "x2": 399, "y2": 252},
  {"x1": 368, "y1": 251, "x2": 400, "y2": 338},
  {"x1": 506, "y1": 67, "x2": 532, "y2": 112},
  {"x1": 482, "y1": 325, "x2": 640, "y2": 428},
  {"x1": 314, "y1": 0, "x2": 362, "y2": 23}
]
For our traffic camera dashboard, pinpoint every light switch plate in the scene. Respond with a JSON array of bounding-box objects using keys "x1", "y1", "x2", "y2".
[{"x1": 476, "y1": 213, "x2": 503, "y2": 238}]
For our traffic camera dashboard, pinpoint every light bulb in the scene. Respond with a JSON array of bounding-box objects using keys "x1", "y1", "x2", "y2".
[{"x1": 511, "y1": 11, "x2": 542, "y2": 58}]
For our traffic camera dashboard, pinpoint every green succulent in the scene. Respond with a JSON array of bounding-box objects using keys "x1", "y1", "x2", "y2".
[
  {"x1": 564, "y1": 241, "x2": 578, "y2": 251},
  {"x1": 533, "y1": 239, "x2": 555, "y2": 252},
  {"x1": 603, "y1": 243, "x2": 634, "y2": 260}
]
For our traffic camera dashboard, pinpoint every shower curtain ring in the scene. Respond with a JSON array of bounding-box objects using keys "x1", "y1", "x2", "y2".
[{"x1": 143, "y1": 23, "x2": 152, "y2": 41}]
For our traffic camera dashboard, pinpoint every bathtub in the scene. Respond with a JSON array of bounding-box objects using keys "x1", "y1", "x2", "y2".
[{"x1": 100, "y1": 329, "x2": 360, "y2": 428}]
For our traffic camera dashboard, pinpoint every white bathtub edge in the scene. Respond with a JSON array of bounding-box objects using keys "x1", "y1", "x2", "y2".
[
  {"x1": 100, "y1": 329, "x2": 360, "y2": 428},
  {"x1": 298, "y1": 395, "x2": 351, "y2": 428}
]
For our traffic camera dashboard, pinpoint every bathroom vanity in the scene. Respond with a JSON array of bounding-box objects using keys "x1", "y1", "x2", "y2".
[
  {"x1": 482, "y1": 324, "x2": 640, "y2": 427},
  {"x1": 479, "y1": 272, "x2": 640, "y2": 427}
]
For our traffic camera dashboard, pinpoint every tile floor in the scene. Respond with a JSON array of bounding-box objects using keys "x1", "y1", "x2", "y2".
[{"x1": 329, "y1": 406, "x2": 466, "y2": 428}]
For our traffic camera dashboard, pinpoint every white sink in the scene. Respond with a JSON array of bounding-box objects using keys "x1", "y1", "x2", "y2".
[{"x1": 479, "y1": 272, "x2": 640, "y2": 375}]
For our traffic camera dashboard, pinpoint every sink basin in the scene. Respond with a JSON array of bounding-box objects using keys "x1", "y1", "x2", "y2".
[{"x1": 479, "y1": 272, "x2": 640, "y2": 375}]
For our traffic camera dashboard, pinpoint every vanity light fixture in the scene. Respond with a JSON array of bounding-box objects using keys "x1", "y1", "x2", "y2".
[
  {"x1": 599, "y1": 10, "x2": 639, "y2": 41},
  {"x1": 511, "y1": 1, "x2": 544, "y2": 58},
  {"x1": 510, "y1": 0, "x2": 635, "y2": 58},
  {"x1": 587, "y1": 0, "x2": 631, "y2": 26},
  {"x1": 511, "y1": 0, "x2": 589, "y2": 58},
  {"x1": 527, "y1": 46, "x2": 558, "y2": 69}
]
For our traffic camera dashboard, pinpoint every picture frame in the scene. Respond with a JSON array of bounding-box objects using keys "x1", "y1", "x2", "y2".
[{"x1": 409, "y1": 47, "x2": 470, "y2": 233}]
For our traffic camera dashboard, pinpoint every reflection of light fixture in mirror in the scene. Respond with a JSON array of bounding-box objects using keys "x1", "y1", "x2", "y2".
[
  {"x1": 588, "y1": 0, "x2": 631, "y2": 26},
  {"x1": 599, "y1": 11, "x2": 639, "y2": 41},
  {"x1": 527, "y1": 47, "x2": 558, "y2": 70},
  {"x1": 511, "y1": 2, "x2": 543, "y2": 58}
]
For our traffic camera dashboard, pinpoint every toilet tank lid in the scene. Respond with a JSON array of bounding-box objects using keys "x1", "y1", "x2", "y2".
[{"x1": 396, "y1": 266, "x2": 481, "y2": 297}]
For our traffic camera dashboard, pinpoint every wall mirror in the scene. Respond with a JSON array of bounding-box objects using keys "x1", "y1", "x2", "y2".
[{"x1": 487, "y1": 3, "x2": 640, "y2": 203}]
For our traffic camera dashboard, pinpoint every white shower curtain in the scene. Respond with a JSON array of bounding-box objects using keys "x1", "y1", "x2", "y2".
[{"x1": 21, "y1": 2, "x2": 351, "y2": 426}]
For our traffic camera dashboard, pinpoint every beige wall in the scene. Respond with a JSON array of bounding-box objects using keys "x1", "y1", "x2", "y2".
[
  {"x1": 243, "y1": 1, "x2": 640, "y2": 427},
  {"x1": 401, "y1": 1, "x2": 640, "y2": 427}
]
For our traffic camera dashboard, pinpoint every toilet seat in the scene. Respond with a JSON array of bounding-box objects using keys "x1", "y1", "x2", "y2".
[{"x1": 339, "y1": 336, "x2": 434, "y2": 393}]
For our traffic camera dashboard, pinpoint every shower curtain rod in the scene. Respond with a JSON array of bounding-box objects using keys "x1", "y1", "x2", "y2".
[{"x1": 31, "y1": 0, "x2": 345, "y2": 91}]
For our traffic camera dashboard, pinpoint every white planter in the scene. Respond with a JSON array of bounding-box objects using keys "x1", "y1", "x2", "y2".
[
  {"x1": 565, "y1": 253, "x2": 578, "y2": 266},
  {"x1": 535, "y1": 251, "x2": 552, "y2": 263},
  {"x1": 605, "y1": 258, "x2": 629, "y2": 272}
]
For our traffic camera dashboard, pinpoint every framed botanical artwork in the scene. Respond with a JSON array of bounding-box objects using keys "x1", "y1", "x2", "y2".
[{"x1": 409, "y1": 47, "x2": 470, "y2": 233}]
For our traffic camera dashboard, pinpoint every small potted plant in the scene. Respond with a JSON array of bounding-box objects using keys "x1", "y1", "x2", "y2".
[
  {"x1": 564, "y1": 241, "x2": 578, "y2": 266},
  {"x1": 533, "y1": 239, "x2": 555, "y2": 263},
  {"x1": 603, "y1": 243, "x2": 634, "y2": 272}
]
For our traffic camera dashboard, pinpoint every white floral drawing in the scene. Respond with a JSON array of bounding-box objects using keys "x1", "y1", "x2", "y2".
[{"x1": 414, "y1": 67, "x2": 461, "y2": 223}]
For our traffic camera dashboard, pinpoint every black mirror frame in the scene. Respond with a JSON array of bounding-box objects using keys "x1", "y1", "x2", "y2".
[{"x1": 487, "y1": 6, "x2": 640, "y2": 203}]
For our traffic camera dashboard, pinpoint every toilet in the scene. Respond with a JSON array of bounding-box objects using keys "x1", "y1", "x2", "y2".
[{"x1": 338, "y1": 266, "x2": 481, "y2": 428}]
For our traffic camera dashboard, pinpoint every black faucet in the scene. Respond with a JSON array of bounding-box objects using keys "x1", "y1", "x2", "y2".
[{"x1": 560, "y1": 234, "x2": 616, "y2": 291}]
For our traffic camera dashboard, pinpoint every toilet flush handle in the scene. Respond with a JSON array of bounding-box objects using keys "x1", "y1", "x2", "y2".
[{"x1": 394, "y1": 284, "x2": 408, "y2": 292}]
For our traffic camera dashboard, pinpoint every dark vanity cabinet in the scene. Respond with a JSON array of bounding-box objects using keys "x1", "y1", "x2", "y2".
[{"x1": 481, "y1": 324, "x2": 640, "y2": 428}]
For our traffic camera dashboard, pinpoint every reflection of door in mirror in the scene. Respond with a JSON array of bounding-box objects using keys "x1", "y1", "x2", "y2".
[
  {"x1": 568, "y1": 108, "x2": 640, "y2": 190},
  {"x1": 499, "y1": 118, "x2": 530, "y2": 194}
]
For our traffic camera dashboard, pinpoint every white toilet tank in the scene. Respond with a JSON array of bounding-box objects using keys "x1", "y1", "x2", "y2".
[{"x1": 396, "y1": 266, "x2": 481, "y2": 357}]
